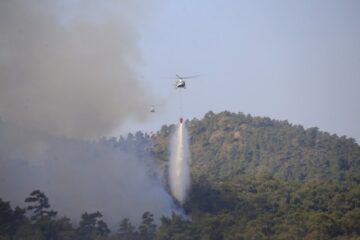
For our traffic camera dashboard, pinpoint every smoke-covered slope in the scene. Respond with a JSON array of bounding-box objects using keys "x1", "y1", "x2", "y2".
[{"x1": 0, "y1": 121, "x2": 175, "y2": 228}]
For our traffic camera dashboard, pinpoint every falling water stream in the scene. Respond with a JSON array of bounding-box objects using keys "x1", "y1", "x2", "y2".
[{"x1": 169, "y1": 122, "x2": 191, "y2": 204}]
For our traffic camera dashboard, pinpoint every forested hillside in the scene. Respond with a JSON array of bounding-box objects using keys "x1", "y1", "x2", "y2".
[
  {"x1": 152, "y1": 111, "x2": 360, "y2": 184},
  {"x1": 1, "y1": 111, "x2": 359, "y2": 239},
  {"x1": 151, "y1": 111, "x2": 360, "y2": 239}
]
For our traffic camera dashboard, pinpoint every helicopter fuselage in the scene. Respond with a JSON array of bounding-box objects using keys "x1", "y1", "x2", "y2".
[{"x1": 176, "y1": 80, "x2": 186, "y2": 88}]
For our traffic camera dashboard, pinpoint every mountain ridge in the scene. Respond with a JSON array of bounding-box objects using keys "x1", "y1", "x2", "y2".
[{"x1": 151, "y1": 110, "x2": 360, "y2": 184}]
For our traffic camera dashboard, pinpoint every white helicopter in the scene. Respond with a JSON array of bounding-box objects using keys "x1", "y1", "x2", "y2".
[{"x1": 175, "y1": 74, "x2": 199, "y2": 89}]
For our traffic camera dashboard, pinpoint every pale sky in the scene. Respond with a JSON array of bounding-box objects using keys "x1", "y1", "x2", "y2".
[{"x1": 120, "y1": 0, "x2": 360, "y2": 142}]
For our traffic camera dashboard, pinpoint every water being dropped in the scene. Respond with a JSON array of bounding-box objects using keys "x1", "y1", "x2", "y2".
[{"x1": 169, "y1": 123, "x2": 191, "y2": 204}]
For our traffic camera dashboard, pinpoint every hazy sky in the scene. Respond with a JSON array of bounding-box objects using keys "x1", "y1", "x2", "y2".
[{"x1": 120, "y1": 0, "x2": 360, "y2": 142}]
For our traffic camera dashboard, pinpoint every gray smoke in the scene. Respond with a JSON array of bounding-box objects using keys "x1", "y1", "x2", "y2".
[
  {"x1": 0, "y1": 121, "x2": 175, "y2": 227},
  {"x1": 0, "y1": 0, "x2": 175, "y2": 228},
  {"x1": 0, "y1": 0, "x2": 153, "y2": 139}
]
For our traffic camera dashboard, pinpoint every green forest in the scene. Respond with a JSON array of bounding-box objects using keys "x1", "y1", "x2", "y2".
[{"x1": 1, "y1": 111, "x2": 360, "y2": 239}]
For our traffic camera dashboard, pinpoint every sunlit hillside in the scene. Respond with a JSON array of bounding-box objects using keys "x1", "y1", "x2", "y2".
[{"x1": 150, "y1": 111, "x2": 360, "y2": 239}]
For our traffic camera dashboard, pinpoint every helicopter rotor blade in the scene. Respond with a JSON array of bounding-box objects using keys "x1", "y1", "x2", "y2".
[{"x1": 177, "y1": 74, "x2": 200, "y2": 79}]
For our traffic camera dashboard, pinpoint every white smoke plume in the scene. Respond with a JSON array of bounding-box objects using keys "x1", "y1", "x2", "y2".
[
  {"x1": 0, "y1": 0, "x2": 175, "y2": 228},
  {"x1": 169, "y1": 123, "x2": 191, "y2": 204}
]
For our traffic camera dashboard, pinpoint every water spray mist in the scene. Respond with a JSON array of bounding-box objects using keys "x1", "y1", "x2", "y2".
[{"x1": 169, "y1": 122, "x2": 191, "y2": 204}]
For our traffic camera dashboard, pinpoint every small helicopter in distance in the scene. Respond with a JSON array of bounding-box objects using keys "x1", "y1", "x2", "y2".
[
  {"x1": 149, "y1": 104, "x2": 161, "y2": 113},
  {"x1": 175, "y1": 74, "x2": 199, "y2": 89}
]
